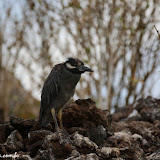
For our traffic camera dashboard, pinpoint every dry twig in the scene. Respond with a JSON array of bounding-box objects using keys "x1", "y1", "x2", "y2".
[{"x1": 154, "y1": 25, "x2": 160, "y2": 39}]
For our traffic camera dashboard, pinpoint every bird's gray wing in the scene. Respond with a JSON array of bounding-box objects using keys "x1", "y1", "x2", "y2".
[{"x1": 39, "y1": 64, "x2": 62, "y2": 126}]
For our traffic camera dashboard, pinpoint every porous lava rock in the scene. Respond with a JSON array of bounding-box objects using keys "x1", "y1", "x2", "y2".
[{"x1": 0, "y1": 97, "x2": 160, "y2": 159}]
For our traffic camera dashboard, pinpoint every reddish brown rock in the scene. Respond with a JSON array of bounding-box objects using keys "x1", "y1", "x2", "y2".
[
  {"x1": 28, "y1": 129, "x2": 53, "y2": 146},
  {"x1": 27, "y1": 130, "x2": 53, "y2": 157},
  {"x1": 111, "y1": 121, "x2": 129, "y2": 132},
  {"x1": 128, "y1": 121, "x2": 160, "y2": 154},
  {"x1": 42, "y1": 133, "x2": 74, "y2": 159},
  {"x1": 135, "y1": 96, "x2": 160, "y2": 122},
  {"x1": 62, "y1": 99, "x2": 111, "y2": 134},
  {"x1": 112, "y1": 105, "x2": 134, "y2": 122},
  {"x1": 10, "y1": 116, "x2": 37, "y2": 138},
  {"x1": 0, "y1": 98, "x2": 159, "y2": 159}
]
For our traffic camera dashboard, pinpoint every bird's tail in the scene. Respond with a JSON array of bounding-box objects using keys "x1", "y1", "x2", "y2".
[{"x1": 38, "y1": 107, "x2": 53, "y2": 127}]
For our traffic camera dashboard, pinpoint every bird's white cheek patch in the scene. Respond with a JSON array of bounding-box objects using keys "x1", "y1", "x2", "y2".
[{"x1": 66, "y1": 63, "x2": 76, "y2": 69}]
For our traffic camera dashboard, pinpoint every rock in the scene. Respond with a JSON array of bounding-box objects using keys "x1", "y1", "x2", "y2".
[
  {"x1": 62, "y1": 99, "x2": 111, "y2": 133},
  {"x1": 106, "y1": 130, "x2": 133, "y2": 148},
  {"x1": 98, "y1": 147, "x2": 120, "y2": 158},
  {"x1": 73, "y1": 132, "x2": 98, "y2": 151},
  {"x1": 128, "y1": 121, "x2": 159, "y2": 142},
  {"x1": 111, "y1": 158, "x2": 124, "y2": 160},
  {"x1": 85, "y1": 153, "x2": 99, "y2": 160},
  {"x1": 65, "y1": 153, "x2": 99, "y2": 160},
  {"x1": 146, "y1": 149, "x2": 160, "y2": 160},
  {"x1": 0, "y1": 144, "x2": 7, "y2": 154},
  {"x1": 42, "y1": 133, "x2": 74, "y2": 159},
  {"x1": 0, "y1": 123, "x2": 14, "y2": 143},
  {"x1": 28, "y1": 140, "x2": 43, "y2": 157},
  {"x1": 27, "y1": 130, "x2": 53, "y2": 157},
  {"x1": 120, "y1": 145, "x2": 145, "y2": 160},
  {"x1": 16, "y1": 151, "x2": 33, "y2": 160},
  {"x1": 70, "y1": 149, "x2": 80, "y2": 157},
  {"x1": 5, "y1": 130, "x2": 24, "y2": 152},
  {"x1": 112, "y1": 106, "x2": 134, "y2": 122},
  {"x1": 35, "y1": 149, "x2": 55, "y2": 160},
  {"x1": 102, "y1": 129, "x2": 145, "y2": 159},
  {"x1": 0, "y1": 98, "x2": 160, "y2": 159},
  {"x1": 154, "y1": 120, "x2": 160, "y2": 129},
  {"x1": 87, "y1": 125, "x2": 107, "y2": 145},
  {"x1": 135, "y1": 96, "x2": 160, "y2": 122},
  {"x1": 28, "y1": 129, "x2": 53, "y2": 146},
  {"x1": 111, "y1": 122, "x2": 129, "y2": 132},
  {"x1": 128, "y1": 121, "x2": 160, "y2": 154},
  {"x1": 10, "y1": 116, "x2": 37, "y2": 138}
]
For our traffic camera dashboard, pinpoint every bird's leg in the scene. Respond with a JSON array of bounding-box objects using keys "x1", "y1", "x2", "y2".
[
  {"x1": 58, "y1": 108, "x2": 63, "y2": 130},
  {"x1": 58, "y1": 107, "x2": 69, "y2": 136},
  {"x1": 51, "y1": 108, "x2": 60, "y2": 132},
  {"x1": 52, "y1": 108, "x2": 70, "y2": 144}
]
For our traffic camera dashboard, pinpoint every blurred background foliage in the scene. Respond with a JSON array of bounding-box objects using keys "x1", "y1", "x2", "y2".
[{"x1": 0, "y1": 0, "x2": 160, "y2": 121}]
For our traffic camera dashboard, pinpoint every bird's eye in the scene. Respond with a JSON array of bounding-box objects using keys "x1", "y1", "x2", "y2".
[
  {"x1": 66, "y1": 63, "x2": 76, "y2": 69},
  {"x1": 77, "y1": 62, "x2": 82, "y2": 66}
]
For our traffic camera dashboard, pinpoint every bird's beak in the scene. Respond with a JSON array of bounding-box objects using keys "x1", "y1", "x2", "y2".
[{"x1": 78, "y1": 65, "x2": 94, "y2": 72}]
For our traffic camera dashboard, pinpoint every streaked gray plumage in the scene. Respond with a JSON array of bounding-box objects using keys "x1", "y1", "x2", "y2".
[{"x1": 38, "y1": 58, "x2": 93, "y2": 130}]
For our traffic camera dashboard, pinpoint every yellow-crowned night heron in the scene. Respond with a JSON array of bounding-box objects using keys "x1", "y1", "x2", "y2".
[{"x1": 39, "y1": 58, "x2": 93, "y2": 132}]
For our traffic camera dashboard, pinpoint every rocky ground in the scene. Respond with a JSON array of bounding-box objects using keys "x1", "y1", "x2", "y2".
[{"x1": 0, "y1": 97, "x2": 160, "y2": 160}]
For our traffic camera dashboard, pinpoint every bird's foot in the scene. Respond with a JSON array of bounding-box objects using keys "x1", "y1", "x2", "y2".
[
  {"x1": 56, "y1": 128, "x2": 71, "y2": 144},
  {"x1": 61, "y1": 129, "x2": 69, "y2": 136}
]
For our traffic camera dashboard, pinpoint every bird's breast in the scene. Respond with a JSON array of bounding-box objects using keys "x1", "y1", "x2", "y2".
[
  {"x1": 51, "y1": 73, "x2": 80, "y2": 110},
  {"x1": 60, "y1": 74, "x2": 80, "y2": 98}
]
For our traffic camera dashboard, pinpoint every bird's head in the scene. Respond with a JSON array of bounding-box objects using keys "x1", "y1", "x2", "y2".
[{"x1": 64, "y1": 58, "x2": 93, "y2": 74}]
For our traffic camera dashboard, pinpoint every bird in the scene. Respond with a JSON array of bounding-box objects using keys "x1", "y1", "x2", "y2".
[{"x1": 38, "y1": 57, "x2": 93, "y2": 133}]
